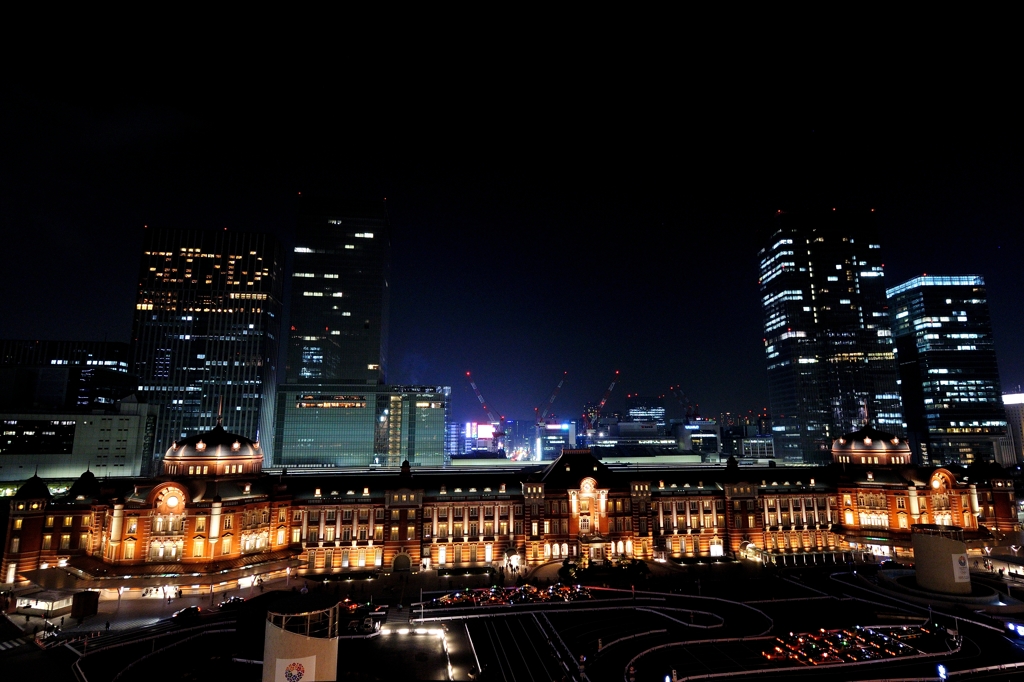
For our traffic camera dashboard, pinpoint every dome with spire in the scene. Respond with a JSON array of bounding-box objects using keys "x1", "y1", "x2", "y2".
[
  {"x1": 59, "y1": 469, "x2": 102, "y2": 503},
  {"x1": 832, "y1": 426, "x2": 912, "y2": 465},
  {"x1": 162, "y1": 424, "x2": 264, "y2": 477},
  {"x1": 13, "y1": 474, "x2": 51, "y2": 501}
]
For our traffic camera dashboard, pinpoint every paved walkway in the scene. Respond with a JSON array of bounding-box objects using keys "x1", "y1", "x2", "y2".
[{"x1": 2, "y1": 562, "x2": 545, "y2": 640}]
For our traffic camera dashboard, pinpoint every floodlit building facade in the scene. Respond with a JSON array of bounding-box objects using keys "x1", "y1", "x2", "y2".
[
  {"x1": 5, "y1": 424, "x2": 1018, "y2": 588},
  {"x1": 1002, "y1": 393, "x2": 1024, "y2": 465},
  {"x1": 887, "y1": 276, "x2": 1007, "y2": 465},
  {"x1": 129, "y1": 227, "x2": 284, "y2": 472},
  {"x1": 273, "y1": 384, "x2": 450, "y2": 468},
  {"x1": 759, "y1": 210, "x2": 904, "y2": 463},
  {"x1": 0, "y1": 397, "x2": 157, "y2": 481}
]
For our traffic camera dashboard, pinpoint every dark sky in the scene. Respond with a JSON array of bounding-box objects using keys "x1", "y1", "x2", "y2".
[{"x1": 2, "y1": 45, "x2": 1022, "y2": 425}]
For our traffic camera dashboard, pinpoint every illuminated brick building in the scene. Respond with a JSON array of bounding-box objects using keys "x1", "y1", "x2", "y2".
[{"x1": 3, "y1": 425, "x2": 1018, "y2": 588}]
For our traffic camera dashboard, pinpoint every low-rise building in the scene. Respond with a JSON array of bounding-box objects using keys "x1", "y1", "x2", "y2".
[{"x1": 3, "y1": 425, "x2": 1018, "y2": 587}]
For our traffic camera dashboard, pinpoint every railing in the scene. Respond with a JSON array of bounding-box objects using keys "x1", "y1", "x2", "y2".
[{"x1": 111, "y1": 628, "x2": 236, "y2": 682}]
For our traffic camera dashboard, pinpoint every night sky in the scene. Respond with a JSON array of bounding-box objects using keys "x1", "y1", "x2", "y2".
[{"x1": 3, "y1": 50, "x2": 1022, "y2": 426}]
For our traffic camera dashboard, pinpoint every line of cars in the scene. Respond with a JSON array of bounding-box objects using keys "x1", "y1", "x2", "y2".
[
  {"x1": 433, "y1": 584, "x2": 592, "y2": 608},
  {"x1": 764, "y1": 626, "x2": 925, "y2": 665}
]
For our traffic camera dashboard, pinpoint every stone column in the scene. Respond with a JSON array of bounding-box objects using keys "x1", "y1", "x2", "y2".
[
  {"x1": 110, "y1": 504, "x2": 125, "y2": 550},
  {"x1": 969, "y1": 484, "x2": 981, "y2": 519},
  {"x1": 318, "y1": 510, "x2": 326, "y2": 542},
  {"x1": 658, "y1": 500, "x2": 664, "y2": 532},
  {"x1": 210, "y1": 501, "x2": 222, "y2": 549}
]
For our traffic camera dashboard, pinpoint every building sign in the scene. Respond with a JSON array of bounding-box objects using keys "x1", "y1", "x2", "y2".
[
  {"x1": 952, "y1": 553, "x2": 970, "y2": 583},
  {"x1": 276, "y1": 655, "x2": 316, "y2": 682}
]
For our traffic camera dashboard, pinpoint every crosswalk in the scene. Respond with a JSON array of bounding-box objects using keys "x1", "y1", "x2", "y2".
[{"x1": 0, "y1": 636, "x2": 30, "y2": 651}]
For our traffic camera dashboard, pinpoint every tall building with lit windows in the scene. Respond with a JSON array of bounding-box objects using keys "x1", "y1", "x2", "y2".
[
  {"x1": 287, "y1": 198, "x2": 391, "y2": 385},
  {"x1": 759, "y1": 210, "x2": 903, "y2": 463},
  {"x1": 887, "y1": 276, "x2": 1006, "y2": 465},
  {"x1": 130, "y1": 228, "x2": 284, "y2": 472},
  {"x1": 273, "y1": 384, "x2": 450, "y2": 468}
]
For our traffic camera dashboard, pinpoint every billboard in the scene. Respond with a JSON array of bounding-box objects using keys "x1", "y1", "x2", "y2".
[{"x1": 952, "y1": 553, "x2": 970, "y2": 583}]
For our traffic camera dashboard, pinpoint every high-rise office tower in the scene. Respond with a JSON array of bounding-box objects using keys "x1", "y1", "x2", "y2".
[
  {"x1": 287, "y1": 198, "x2": 391, "y2": 385},
  {"x1": 130, "y1": 228, "x2": 284, "y2": 472},
  {"x1": 0, "y1": 340, "x2": 135, "y2": 411},
  {"x1": 887, "y1": 276, "x2": 1006, "y2": 465},
  {"x1": 759, "y1": 210, "x2": 903, "y2": 462}
]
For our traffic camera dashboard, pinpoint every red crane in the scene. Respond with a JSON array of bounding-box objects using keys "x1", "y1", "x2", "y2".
[
  {"x1": 582, "y1": 370, "x2": 620, "y2": 431},
  {"x1": 465, "y1": 371, "x2": 505, "y2": 448},
  {"x1": 535, "y1": 371, "x2": 569, "y2": 425},
  {"x1": 669, "y1": 384, "x2": 699, "y2": 422}
]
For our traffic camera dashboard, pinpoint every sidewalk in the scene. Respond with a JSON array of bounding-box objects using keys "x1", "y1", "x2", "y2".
[{"x1": 4, "y1": 563, "x2": 520, "y2": 639}]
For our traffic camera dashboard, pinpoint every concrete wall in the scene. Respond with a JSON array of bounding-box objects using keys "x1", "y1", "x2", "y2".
[
  {"x1": 912, "y1": 531, "x2": 971, "y2": 595},
  {"x1": 263, "y1": 619, "x2": 339, "y2": 682}
]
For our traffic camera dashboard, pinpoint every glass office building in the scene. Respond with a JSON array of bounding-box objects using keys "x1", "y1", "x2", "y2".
[
  {"x1": 759, "y1": 210, "x2": 903, "y2": 462},
  {"x1": 287, "y1": 198, "x2": 391, "y2": 385},
  {"x1": 274, "y1": 384, "x2": 450, "y2": 468},
  {"x1": 887, "y1": 276, "x2": 1006, "y2": 464},
  {"x1": 0, "y1": 340, "x2": 135, "y2": 411},
  {"x1": 130, "y1": 228, "x2": 284, "y2": 471}
]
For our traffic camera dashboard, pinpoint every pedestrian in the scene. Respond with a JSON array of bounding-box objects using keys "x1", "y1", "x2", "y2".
[
  {"x1": 105, "y1": 621, "x2": 110, "y2": 632},
  {"x1": 60, "y1": 616, "x2": 64, "y2": 627}
]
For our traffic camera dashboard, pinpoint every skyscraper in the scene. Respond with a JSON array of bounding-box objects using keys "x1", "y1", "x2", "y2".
[
  {"x1": 759, "y1": 210, "x2": 903, "y2": 462},
  {"x1": 287, "y1": 198, "x2": 391, "y2": 385},
  {"x1": 887, "y1": 276, "x2": 1006, "y2": 464},
  {"x1": 0, "y1": 340, "x2": 135, "y2": 411},
  {"x1": 130, "y1": 228, "x2": 284, "y2": 471}
]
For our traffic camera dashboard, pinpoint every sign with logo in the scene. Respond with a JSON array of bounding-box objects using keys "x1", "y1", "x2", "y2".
[
  {"x1": 276, "y1": 655, "x2": 316, "y2": 682},
  {"x1": 952, "y1": 553, "x2": 970, "y2": 583}
]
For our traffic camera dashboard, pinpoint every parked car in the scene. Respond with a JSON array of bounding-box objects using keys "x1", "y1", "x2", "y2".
[{"x1": 218, "y1": 596, "x2": 245, "y2": 610}]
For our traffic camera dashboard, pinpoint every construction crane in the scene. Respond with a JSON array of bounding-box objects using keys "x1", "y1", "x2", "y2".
[
  {"x1": 582, "y1": 370, "x2": 620, "y2": 431},
  {"x1": 669, "y1": 384, "x2": 699, "y2": 423},
  {"x1": 465, "y1": 371, "x2": 505, "y2": 450},
  {"x1": 535, "y1": 371, "x2": 568, "y2": 425}
]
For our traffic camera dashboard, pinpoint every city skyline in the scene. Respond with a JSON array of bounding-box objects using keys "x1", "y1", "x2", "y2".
[{"x1": 3, "y1": 76, "x2": 1023, "y2": 428}]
